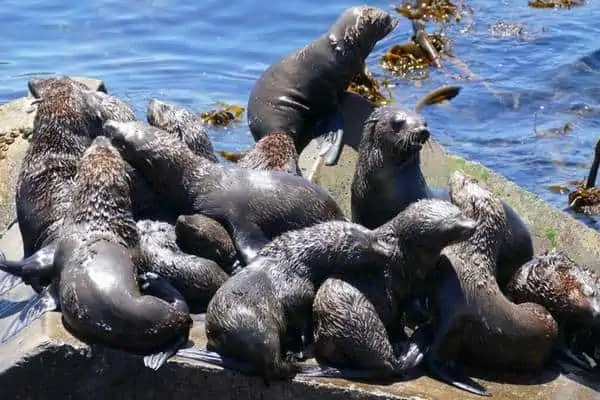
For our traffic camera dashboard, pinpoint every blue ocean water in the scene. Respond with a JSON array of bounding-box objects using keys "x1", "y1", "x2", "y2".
[{"x1": 1, "y1": 0, "x2": 599, "y2": 228}]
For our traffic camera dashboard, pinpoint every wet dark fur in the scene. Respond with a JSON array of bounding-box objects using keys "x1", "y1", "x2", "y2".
[
  {"x1": 247, "y1": 6, "x2": 398, "y2": 152},
  {"x1": 430, "y1": 171, "x2": 558, "y2": 371},
  {"x1": 351, "y1": 105, "x2": 533, "y2": 293},
  {"x1": 146, "y1": 98, "x2": 218, "y2": 162},
  {"x1": 175, "y1": 214, "x2": 239, "y2": 275},
  {"x1": 56, "y1": 136, "x2": 192, "y2": 354},
  {"x1": 237, "y1": 132, "x2": 301, "y2": 175},
  {"x1": 205, "y1": 220, "x2": 395, "y2": 381},
  {"x1": 313, "y1": 199, "x2": 477, "y2": 376},
  {"x1": 103, "y1": 120, "x2": 346, "y2": 266},
  {"x1": 16, "y1": 77, "x2": 105, "y2": 258},
  {"x1": 136, "y1": 219, "x2": 229, "y2": 313}
]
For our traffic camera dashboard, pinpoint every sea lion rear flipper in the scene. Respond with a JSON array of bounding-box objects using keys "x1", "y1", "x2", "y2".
[
  {"x1": 0, "y1": 244, "x2": 57, "y2": 291},
  {"x1": 143, "y1": 335, "x2": 187, "y2": 371},
  {"x1": 315, "y1": 112, "x2": 344, "y2": 166},
  {"x1": 557, "y1": 346, "x2": 596, "y2": 371},
  {"x1": 0, "y1": 283, "x2": 59, "y2": 345},
  {"x1": 425, "y1": 356, "x2": 491, "y2": 397},
  {"x1": 138, "y1": 272, "x2": 190, "y2": 314}
]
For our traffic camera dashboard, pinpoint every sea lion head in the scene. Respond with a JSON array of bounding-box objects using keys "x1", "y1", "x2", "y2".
[
  {"x1": 508, "y1": 250, "x2": 600, "y2": 327},
  {"x1": 390, "y1": 198, "x2": 477, "y2": 250},
  {"x1": 146, "y1": 98, "x2": 216, "y2": 161},
  {"x1": 361, "y1": 105, "x2": 430, "y2": 166},
  {"x1": 328, "y1": 6, "x2": 398, "y2": 54},
  {"x1": 449, "y1": 170, "x2": 507, "y2": 229},
  {"x1": 28, "y1": 76, "x2": 89, "y2": 100}
]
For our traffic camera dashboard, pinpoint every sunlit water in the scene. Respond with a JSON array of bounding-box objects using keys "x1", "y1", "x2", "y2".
[{"x1": 2, "y1": 0, "x2": 599, "y2": 228}]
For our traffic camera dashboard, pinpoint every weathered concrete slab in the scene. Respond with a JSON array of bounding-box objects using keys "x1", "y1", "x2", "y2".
[
  {"x1": 0, "y1": 77, "x2": 106, "y2": 238},
  {"x1": 0, "y1": 84, "x2": 598, "y2": 399}
]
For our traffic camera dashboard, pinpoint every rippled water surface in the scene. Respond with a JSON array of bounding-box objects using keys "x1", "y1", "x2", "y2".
[{"x1": 2, "y1": 0, "x2": 600, "y2": 228}]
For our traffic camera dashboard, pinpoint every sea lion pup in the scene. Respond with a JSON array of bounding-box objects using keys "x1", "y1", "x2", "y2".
[
  {"x1": 1, "y1": 136, "x2": 193, "y2": 370},
  {"x1": 136, "y1": 219, "x2": 229, "y2": 313},
  {"x1": 426, "y1": 171, "x2": 558, "y2": 397},
  {"x1": 235, "y1": 132, "x2": 301, "y2": 175},
  {"x1": 146, "y1": 98, "x2": 218, "y2": 162},
  {"x1": 175, "y1": 214, "x2": 239, "y2": 275},
  {"x1": 350, "y1": 104, "x2": 533, "y2": 294},
  {"x1": 312, "y1": 199, "x2": 477, "y2": 379},
  {"x1": 102, "y1": 120, "x2": 346, "y2": 267},
  {"x1": 176, "y1": 220, "x2": 395, "y2": 382},
  {"x1": 247, "y1": 6, "x2": 399, "y2": 166},
  {"x1": 507, "y1": 250, "x2": 600, "y2": 369}
]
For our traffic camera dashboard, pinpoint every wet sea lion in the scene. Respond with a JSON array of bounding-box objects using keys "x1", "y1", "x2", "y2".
[
  {"x1": 175, "y1": 214, "x2": 239, "y2": 275},
  {"x1": 426, "y1": 171, "x2": 558, "y2": 397},
  {"x1": 136, "y1": 219, "x2": 229, "y2": 313},
  {"x1": 236, "y1": 132, "x2": 301, "y2": 175},
  {"x1": 178, "y1": 220, "x2": 395, "y2": 382},
  {"x1": 247, "y1": 6, "x2": 398, "y2": 166},
  {"x1": 1, "y1": 136, "x2": 193, "y2": 370},
  {"x1": 312, "y1": 199, "x2": 477, "y2": 378},
  {"x1": 146, "y1": 98, "x2": 218, "y2": 162},
  {"x1": 507, "y1": 249, "x2": 600, "y2": 369},
  {"x1": 103, "y1": 120, "x2": 346, "y2": 266},
  {"x1": 350, "y1": 104, "x2": 533, "y2": 293}
]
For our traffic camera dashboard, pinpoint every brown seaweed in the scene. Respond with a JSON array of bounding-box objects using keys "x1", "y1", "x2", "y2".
[
  {"x1": 200, "y1": 103, "x2": 245, "y2": 126},
  {"x1": 347, "y1": 67, "x2": 394, "y2": 105},
  {"x1": 529, "y1": 0, "x2": 585, "y2": 9},
  {"x1": 380, "y1": 32, "x2": 451, "y2": 77},
  {"x1": 395, "y1": 0, "x2": 462, "y2": 24}
]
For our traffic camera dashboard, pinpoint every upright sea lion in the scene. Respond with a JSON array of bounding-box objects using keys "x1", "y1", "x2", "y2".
[
  {"x1": 175, "y1": 214, "x2": 239, "y2": 275},
  {"x1": 1, "y1": 136, "x2": 193, "y2": 370},
  {"x1": 426, "y1": 171, "x2": 558, "y2": 397},
  {"x1": 247, "y1": 6, "x2": 398, "y2": 166},
  {"x1": 178, "y1": 220, "x2": 395, "y2": 382},
  {"x1": 312, "y1": 199, "x2": 477, "y2": 378},
  {"x1": 350, "y1": 104, "x2": 533, "y2": 293},
  {"x1": 507, "y1": 249, "x2": 600, "y2": 369},
  {"x1": 136, "y1": 219, "x2": 229, "y2": 313},
  {"x1": 146, "y1": 98, "x2": 218, "y2": 162},
  {"x1": 103, "y1": 120, "x2": 346, "y2": 266}
]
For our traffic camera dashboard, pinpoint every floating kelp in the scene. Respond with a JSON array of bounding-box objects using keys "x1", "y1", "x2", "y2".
[
  {"x1": 489, "y1": 21, "x2": 525, "y2": 38},
  {"x1": 217, "y1": 150, "x2": 247, "y2": 162},
  {"x1": 414, "y1": 85, "x2": 461, "y2": 111},
  {"x1": 568, "y1": 187, "x2": 600, "y2": 215},
  {"x1": 347, "y1": 68, "x2": 394, "y2": 105},
  {"x1": 380, "y1": 32, "x2": 451, "y2": 78},
  {"x1": 200, "y1": 103, "x2": 245, "y2": 126},
  {"x1": 396, "y1": 0, "x2": 462, "y2": 24},
  {"x1": 528, "y1": 0, "x2": 585, "y2": 9}
]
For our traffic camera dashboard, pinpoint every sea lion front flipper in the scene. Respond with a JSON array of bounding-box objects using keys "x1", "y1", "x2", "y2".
[
  {"x1": 228, "y1": 219, "x2": 270, "y2": 266},
  {"x1": 315, "y1": 112, "x2": 344, "y2": 166},
  {"x1": 425, "y1": 356, "x2": 491, "y2": 397},
  {"x1": 143, "y1": 335, "x2": 188, "y2": 371},
  {"x1": 0, "y1": 283, "x2": 59, "y2": 345}
]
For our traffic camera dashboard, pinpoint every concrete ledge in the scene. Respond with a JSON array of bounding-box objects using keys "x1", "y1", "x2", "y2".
[{"x1": 0, "y1": 80, "x2": 598, "y2": 399}]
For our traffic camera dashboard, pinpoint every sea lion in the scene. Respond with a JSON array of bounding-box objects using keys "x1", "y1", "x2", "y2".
[
  {"x1": 146, "y1": 98, "x2": 218, "y2": 162},
  {"x1": 312, "y1": 199, "x2": 477, "y2": 378},
  {"x1": 426, "y1": 171, "x2": 558, "y2": 397},
  {"x1": 102, "y1": 120, "x2": 346, "y2": 266},
  {"x1": 506, "y1": 249, "x2": 600, "y2": 369},
  {"x1": 247, "y1": 6, "x2": 398, "y2": 166},
  {"x1": 175, "y1": 214, "x2": 238, "y2": 275},
  {"x1": 136, "y1": 219, "x2": 229, "y2": 313},
  {"x1": 0, "y1": 77, "x2": 150, "y2": 297},
  {"x1": 1, "y1": 136, "x2": 193, "y2": 370},
  {"x1": 235, "y1": 132, "x2": 301, "y2": 175},
  {"x1": 350, "y1": 104, "x2": 533, "y2": 294},
  {"x1": 178, "y1": 220, "x2": 395, "y2": 382}
]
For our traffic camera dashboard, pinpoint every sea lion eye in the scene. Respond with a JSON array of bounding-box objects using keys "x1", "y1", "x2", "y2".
[{"x1": 391, "y1": 114, "x2": 406, "y2": 131}]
